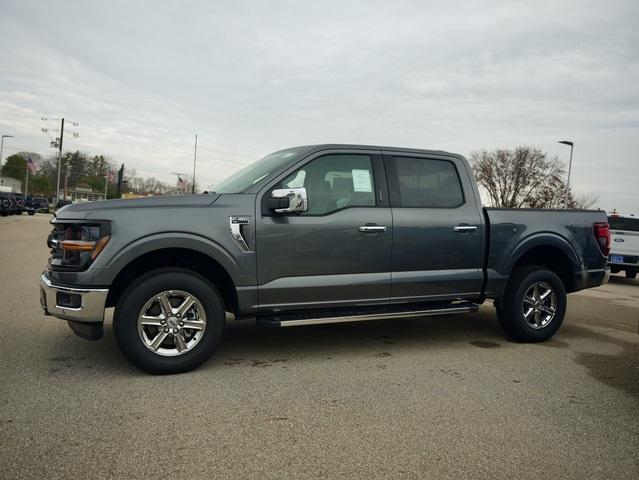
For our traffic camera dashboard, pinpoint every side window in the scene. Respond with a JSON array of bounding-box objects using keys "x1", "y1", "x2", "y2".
[
  {"x1": 393, "y1": 157, "x2": 464, "y2": 208},
  {"x1": 280, "y1": 154, "x2": 376, "y2": 215}
]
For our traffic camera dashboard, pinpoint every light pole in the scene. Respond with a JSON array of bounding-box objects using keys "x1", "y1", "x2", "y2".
[
  {"x1": 559, "y1": 140, "x2": 574, "y2": 207},
  {"x1": 0, "y1": 134, "x2": 14, "y2": 169}
]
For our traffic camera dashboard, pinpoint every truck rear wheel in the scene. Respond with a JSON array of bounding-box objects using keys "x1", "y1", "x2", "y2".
[
  {"x1": 496, "y1": 266, "x2": 567, "y2": 342},
  {"x1": 114, "y1": 268, "x2": 225, "y2": 374}
]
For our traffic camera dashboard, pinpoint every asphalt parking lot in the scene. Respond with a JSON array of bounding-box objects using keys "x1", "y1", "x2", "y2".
[{"x1": 1, "y1": 213, "x2": 637, "y2": 479}]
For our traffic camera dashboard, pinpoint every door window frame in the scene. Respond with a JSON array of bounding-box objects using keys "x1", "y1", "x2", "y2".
[{"x1": 258, "y1": 149, "x2": 390, "y2": 217}]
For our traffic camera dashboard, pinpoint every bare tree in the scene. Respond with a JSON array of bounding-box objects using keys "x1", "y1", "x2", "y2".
[
  {"x1": 470, "y1": 146, "x2": 599, "y2": 209},
  {"x1": 470, "y1": 146, "x2": 566, "y2": 208}
]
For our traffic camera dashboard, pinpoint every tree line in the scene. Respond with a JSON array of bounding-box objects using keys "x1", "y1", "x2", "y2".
[{"x1": 0, "y1": 151, "x2": 173, "y2": 198}]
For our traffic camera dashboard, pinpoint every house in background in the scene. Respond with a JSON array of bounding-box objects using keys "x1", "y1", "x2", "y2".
[
  {"x1": 0, "y1": 176, "x2": 22, "y2": 193},
  {"x1": 66, "y1": 184, "x2": 105, "y2": 202}
]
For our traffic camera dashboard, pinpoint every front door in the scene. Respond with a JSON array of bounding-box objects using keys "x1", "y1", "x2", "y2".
[
  {"x1": 383, "y1": 152, "x2": 485, "y2": 302},
  {"x1": 256, "y1": 150, "x2": 392, "y2": 311}
]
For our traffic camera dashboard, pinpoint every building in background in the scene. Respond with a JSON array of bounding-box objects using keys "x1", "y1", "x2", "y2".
[
  {"x1": 66, "y1": 184, "x2": 105, "y2": 202},
  {"x1": 0, "y1": 176, "x2": 22, "y2": 193}
]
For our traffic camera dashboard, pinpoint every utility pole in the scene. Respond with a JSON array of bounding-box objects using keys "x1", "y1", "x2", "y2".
[
  {"x1": 558, "y1": 140, "x2": 574, "y2": 208},
  {"x1": 0, "y1": 134, "x2": 13, "y2": 169},
  {"x1": 192, "y1": 134, "x2": 198, "y2": 194},
  {"x1": 55, "y1": 118, "x2": 65, "y2": 202}
]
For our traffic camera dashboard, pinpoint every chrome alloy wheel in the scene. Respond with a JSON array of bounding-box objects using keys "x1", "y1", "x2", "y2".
[
  {"x1": 137, "y1": 290, "x2": 207, "y2": 357},
  {"x1": 521, "y1": 281, "x2": 557, "y2": 329}
]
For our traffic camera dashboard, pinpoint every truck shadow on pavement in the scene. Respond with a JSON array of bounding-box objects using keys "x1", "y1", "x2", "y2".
[
  {"x1": 48, "y1": 306, "x2": 638, "y2": 401},
  {"x1": 560, "y1": 324, "x2": 639, "y2": 399}
]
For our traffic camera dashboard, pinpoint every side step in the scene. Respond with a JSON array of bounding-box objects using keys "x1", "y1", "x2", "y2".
[{"x1": 257, "y1": 301, "x2": 479, "y2": 327}]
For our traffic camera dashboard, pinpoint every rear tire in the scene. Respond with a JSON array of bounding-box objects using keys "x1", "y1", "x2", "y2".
[
  {"x1": 626, "y1": 270, "x2": 637, "y2": 280},
  {"x1": 114, "y1": 268, "x2": 225, "y2": 374},
  {"x1": 496, "y1": 266, "x2": 567, "y2": 342}
]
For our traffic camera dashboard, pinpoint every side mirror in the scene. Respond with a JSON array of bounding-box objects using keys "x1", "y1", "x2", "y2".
[{"x1": 269, "y1": 187, "x2": 308, "y2": 213}]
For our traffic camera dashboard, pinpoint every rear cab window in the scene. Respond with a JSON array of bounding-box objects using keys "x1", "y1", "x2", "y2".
[
  {"x1": 608, "y1": 216, "x2": 639, "y2": 232},
  {"x1": 387, "y1": 156, "x2": 464, "y2": 208}
]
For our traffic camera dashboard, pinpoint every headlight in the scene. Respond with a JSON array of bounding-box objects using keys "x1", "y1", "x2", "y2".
[{"x1": 48, "y1": 221, "x2": 110, "y2": 271}]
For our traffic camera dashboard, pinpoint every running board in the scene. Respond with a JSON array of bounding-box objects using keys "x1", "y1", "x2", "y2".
[{"x1": 257, "y1": 301, "x2": 479, "y2": 327}]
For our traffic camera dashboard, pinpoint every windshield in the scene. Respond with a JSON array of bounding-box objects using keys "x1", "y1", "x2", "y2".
[{"x1": 214, "y1": 147, "x2": 306, "y2": 194}]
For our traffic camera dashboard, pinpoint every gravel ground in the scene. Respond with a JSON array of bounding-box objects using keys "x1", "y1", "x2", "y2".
[{"x1": 1, "y1": 213, "x2": 637, "y2": 479}]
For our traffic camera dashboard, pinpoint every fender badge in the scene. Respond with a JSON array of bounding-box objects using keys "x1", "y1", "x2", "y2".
[{"x1": 230, "y1": 216, "x2": 250, "y2": 224}]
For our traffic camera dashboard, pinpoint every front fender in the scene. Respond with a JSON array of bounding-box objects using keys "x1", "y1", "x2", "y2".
[{"x1": 101, "y1": 232, "x2": 252, "y2": 287}]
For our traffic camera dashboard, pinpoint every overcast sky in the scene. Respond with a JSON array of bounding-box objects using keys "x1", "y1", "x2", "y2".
[{"x1": 1, "y1": 0, "x2": 637, "y2": 211}]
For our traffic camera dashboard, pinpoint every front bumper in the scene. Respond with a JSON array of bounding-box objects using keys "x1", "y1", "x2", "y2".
[{"x1": 40, "y1": 274, "x2": 108, "y2": 323}]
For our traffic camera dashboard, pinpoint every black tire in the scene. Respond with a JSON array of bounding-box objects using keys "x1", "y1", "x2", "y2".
[
  {"x1": 626, "y1": 270, "x2": 637, "y2": 280},
  {"x1": 610, "y1": 265, "x2": 621, "y2": 274},
  {"x1": 495, "y1": 266, "x2": 567, "y2": 342},
  {"x1": 114, "y1": 268, "x2": 225, "y2": 374},
  {"x1": 16, "y1": 211, "x2": 22, "y2": 215},
  {"x1": 28, "y1": 211, "x2": 35, "y2": 216}
]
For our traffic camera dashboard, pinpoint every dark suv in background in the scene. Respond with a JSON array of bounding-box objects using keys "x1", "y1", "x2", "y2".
[
  {"x1": 30, "y1": 196, "x2": 50, "y2": 213},
  {"x1": 0, "y1": 192, "x2": 17, "y2": 216}
]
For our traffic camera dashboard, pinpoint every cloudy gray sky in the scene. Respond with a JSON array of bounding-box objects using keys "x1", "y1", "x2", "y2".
[{"x1": 1, "y1": 0, "x2": 637, "y2": 211}]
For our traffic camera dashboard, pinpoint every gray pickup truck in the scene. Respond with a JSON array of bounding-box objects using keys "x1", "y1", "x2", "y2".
[{"x1": 40, "y1": 144, "x2": 611, "y2": 374}]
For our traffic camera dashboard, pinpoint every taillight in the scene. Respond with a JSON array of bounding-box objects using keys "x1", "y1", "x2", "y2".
[{"x1": 593, "y1": 222, "x2": 610, "y2": 257}]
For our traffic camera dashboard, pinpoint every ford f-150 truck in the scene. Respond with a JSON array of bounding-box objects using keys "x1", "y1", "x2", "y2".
[{"x1": 40, "y1": 144, "x2": 611, "y2": 374}]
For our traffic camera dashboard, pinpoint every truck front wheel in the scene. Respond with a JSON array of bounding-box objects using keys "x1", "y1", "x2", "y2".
[
  {"x1": 496, "y1": 266, "x2": 567, "y2": 342},
  {"x1": 114, "y1": 268, "x2": 225, "y2": 374}
]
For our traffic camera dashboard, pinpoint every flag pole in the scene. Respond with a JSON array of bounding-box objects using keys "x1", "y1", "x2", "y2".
[
  {"x1": 25, "y1": 162, "x2": 29, "y2": 197},
  {"x1": 104, "y1": 175, "x2": 108, "y2": 200}
]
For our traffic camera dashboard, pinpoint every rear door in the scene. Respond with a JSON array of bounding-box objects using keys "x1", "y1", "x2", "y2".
[
  {"x1": 383, "y1": 151, "x2": 484, "y2": 302},
  {"x1": 256, "y1": 149, "x2": 392, "y2": 311}
]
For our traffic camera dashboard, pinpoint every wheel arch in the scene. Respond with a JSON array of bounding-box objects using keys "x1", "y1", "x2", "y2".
[
  {"x1": 506, "y1": 234, "x2": 581, "y2": 293},
  {"x1": 104, "y1": 235, "x2": 242, "y2": 313}
]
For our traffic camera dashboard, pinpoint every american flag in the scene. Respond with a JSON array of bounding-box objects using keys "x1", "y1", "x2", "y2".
[
  {"x1": 107, "y1": 168, "x2": 116, "y2": 183},
  {"x1": 177, "y1": 175, "x2": 185, "y2": 190},
  {"x1": 27, "y1": 156, "x2": 38, "y2": 174}
]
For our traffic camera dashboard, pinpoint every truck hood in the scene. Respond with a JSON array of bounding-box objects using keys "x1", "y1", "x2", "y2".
[{"x1": 56, "y1": 194, "x2": 221, "y2": 220}]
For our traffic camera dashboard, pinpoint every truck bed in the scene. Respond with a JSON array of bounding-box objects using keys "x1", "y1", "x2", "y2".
[{"x1": 483, "y1": 208, "x2": 609, "y2": 297}]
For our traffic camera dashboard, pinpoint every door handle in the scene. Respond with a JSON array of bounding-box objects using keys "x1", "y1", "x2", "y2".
[
  {"x1": 453, "y1": 225, "x2": 478, "y2": 233},
  {"x1": 358, "y1": 225, "x2": 388, "y2": 233}
]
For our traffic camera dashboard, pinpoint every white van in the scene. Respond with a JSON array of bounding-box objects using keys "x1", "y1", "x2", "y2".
[{"x1": 608, "y1": 214, "x2": 639, "y2": 279}]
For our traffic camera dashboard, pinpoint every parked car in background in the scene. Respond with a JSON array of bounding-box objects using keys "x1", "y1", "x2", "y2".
[
  {"x1": 23, "y1": 196, "x2": 37, "y2": 216},
  {"x1": 29, "y1": 196, "x2": 50, "y2": 213},
  {"x1": 13, "y1": 193, "x2": 26, "y2": 215},
  {"x1": 0, "y1": 192, "x2": 17, "y2": 216},
  {"x1": 55, "y1": 199, "x2": 72, "y2": 210},
  {"x1": 40, "y1": 144, "x2": 611, "y2": 374},
  {"x1": 608, "y1": 213, "x2": 639, "y2": 279}
]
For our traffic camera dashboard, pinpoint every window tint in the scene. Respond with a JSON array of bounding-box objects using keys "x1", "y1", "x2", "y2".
[
  {"x1": 393, "y1": 157, "x2": 463, "y2": 208},
  {"x1": 608, "y1": 216, "x2": 639, "y2": 232},
  {"x1": 280, "y1": 154, "x2": 375, "y2": 215}
]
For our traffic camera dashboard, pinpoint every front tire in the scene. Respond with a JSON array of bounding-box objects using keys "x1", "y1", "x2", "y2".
[
  {"x1": 114, "y1": 268, "x2": 225, "y2": 374},
  {"x1": 626, "y1": 270, "x2": 637, "y2": 280},
  {"x1": 496, "y1": 266, "x2": 567, "y2": 342}
]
